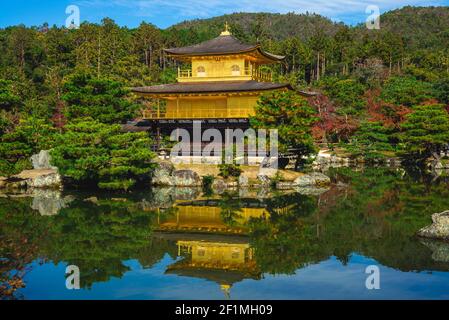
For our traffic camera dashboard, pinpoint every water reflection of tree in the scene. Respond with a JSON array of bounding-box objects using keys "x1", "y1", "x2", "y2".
[
  {"x1": 40, "y1": 198, "x2": 160, "y2": 288},
  {"x1": 218, "y1": 192, "x2": 243, "y2": 227},
  {"x1": 248, "y1": 193, "x2": 322, "y2": 274},
  {"x1": 0, "y1": 197, "x2": 49, "y2": 300},
  {"x1": 248, "y1": 167, "x2": 449, "y2": 276}
]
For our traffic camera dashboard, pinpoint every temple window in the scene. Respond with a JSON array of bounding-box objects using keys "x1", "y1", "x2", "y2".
[
  {"x1": 197, "y1": 66, "x2": 206, "y2": 77},
  {"x1": 231, "y1": 64, "x2": 240, "y2": 76}
]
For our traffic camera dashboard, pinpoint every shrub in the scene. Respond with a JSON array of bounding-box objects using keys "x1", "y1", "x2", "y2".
[
  {"x1": 380, "y1": 76, "x2": 435, "y2": 107},
  {"x1": 218, "y1": 163, "x2": 242, "y2": 179},
  {"x1": 51, "y1": 118, "x2": 156, "y2": 190},
  {"x1": 0, "y1": 116, "x2": 56, "y2": 176}
]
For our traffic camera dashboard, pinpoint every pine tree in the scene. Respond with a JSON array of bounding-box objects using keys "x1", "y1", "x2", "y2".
[
  {"x1": 250, "y1": 91, "x2": 317, "y2": 169},
  {"x1": 399, "y1": 104, "x2": 449, "y2": 166}
]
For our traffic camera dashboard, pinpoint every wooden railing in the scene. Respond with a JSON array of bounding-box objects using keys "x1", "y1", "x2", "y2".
[
  {"x1": 177, "y1": 67, "x2": 272, "y2": 82},
  {"x1": 142, "y1": 108, "x2": 252, "y2": 119},
  {"x1": 251, "y1": 68, "x2": 272, "y2": 82}
]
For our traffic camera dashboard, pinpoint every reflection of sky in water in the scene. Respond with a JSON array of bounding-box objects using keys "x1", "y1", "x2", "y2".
[{"x1": 19, "y1": 254, "x2": 449, "y2": 300}]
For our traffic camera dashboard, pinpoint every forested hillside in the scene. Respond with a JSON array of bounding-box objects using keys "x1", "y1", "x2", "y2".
[
  {"x1": 170, "y1": 12, "x2": 341, "y2": 42},
  {"x1": 1, "y1": 6, "x2": 449, "y2": 185}
]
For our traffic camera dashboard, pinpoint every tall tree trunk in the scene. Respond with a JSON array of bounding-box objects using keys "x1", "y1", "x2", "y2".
[
  {"x1": 97, "y1": 34, "x2": 101, "y2": 78},
  {"x1": 322, "y1": 52, "x2": 326, "y2": 77},
  {"x1": 20, "y1": 46, "x2": 25, "y2": 70},
  {"x1": 149, "y1": 44, "x2": 153, "y2": 68}
]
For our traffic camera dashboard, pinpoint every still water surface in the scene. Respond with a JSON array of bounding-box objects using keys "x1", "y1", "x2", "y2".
[{"x1": 1, "y1": 168, "x2": 449, "y2": 299}]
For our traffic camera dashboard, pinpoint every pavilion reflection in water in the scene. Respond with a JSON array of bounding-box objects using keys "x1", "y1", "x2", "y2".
[{"x1": 153, "y1": 199, "x2": 274, "y2": 297}]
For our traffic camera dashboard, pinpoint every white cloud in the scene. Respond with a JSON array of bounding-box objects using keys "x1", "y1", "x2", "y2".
[{"x1": 74, "y1": 0, "x2": 448, "y2": 23}]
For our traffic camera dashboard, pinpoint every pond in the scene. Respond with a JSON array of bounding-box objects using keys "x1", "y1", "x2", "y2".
[{"x1": 1, "y1": 167, "x2": 449, "y2": 300}]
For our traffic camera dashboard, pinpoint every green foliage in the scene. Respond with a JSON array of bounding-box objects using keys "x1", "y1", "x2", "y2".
[
  {"x1": 434, "y1": 77, "x2": 449, "y2": 104},
  {"x1": 50, "y1": 118, "x2": 156, "y2": 190},
  {"x1": 320, "y1": 78, "x2": 367, "y2": 115},
  {"x1": 399, "y1": 104, "x2": 449, "y2": 163},
  {"x1": 218, "y1": 163, "x2": 242, "y2": 179},
  {"x1": 0, "y1": 111, "x2": 13, "y2": 135},
  {"x1": 0, "y1": 8, "x2": 449, "y2": 179},
  {"x1": 250, "y1": 91, "x2": 317, "y2": 168},
  {"x1": 0, "y1": 79, "x2": 21, "y2": 111},
  {"x1": 0, "y1": 116, "x2": 56, "y2": 175},
  {"x1": 380, "y1": 76, "x2": 435, "y2": 107},
  {"x1": 202, "y1": 174, "x2": 215, "y2": 191},
  {"x1": 62, "y1": 73, "x2": 139, "y2": 124},
  {"x1": 346, "y1": 122, "x2": 397, "y2": 161}
]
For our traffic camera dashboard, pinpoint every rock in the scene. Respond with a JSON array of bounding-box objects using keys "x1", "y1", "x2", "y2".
[
  {"x1": 294, "y1": 172, "x2": 331, "y2": 187},
  {"x1": 420, "y1": 239, "x2": 449, "y2": 263},
  {"x1": 151, "y1": 161, "x2": 201, "y2": 187},
  {"x1": 151, "y1": 160, "x2": 175, "y2": 186},
  {"x1": 84, "y1": 196, "x2": 99, "y2": 204},
  {"x1": 8, "y1": 169, "x2": 61, "y2": 189},
  {"x1": 31, "y1": 189, "x2": 68, "y2": 216},
  {"x1": 172, "y1": 170, "x2": 202, "y2": 187},
  {"x1": 212, "y1": 178, "x2": 227, "y2": 194},
  {"x1": 31, "y1": 150, "x2": 57, "y2": 170},
  {"x1": 172, "y1": 187, "x2": 202, "y2": 200},
  {"x1": 276, "y1": 182, "x2": 295, "y2": 190},
  {"x1": 257, "y1": 187, "x2": 270, "y2": 199},
  {"x1": 150, "y1": 187, "x2": 176, "y2": 208},
  {"x1": 238, "y1": 175, "x2": 249, "y2": 187},
  {"x1": 336, "y1": 181, "x2": 349, "y2": 188},
  {"x1": 258, "y1": 167, "x2": 278, "y2": 178},
  {"x1": 257, "y1": 174, "x2": 271, "y2": 185},
  {"x1": 149, "y1": 187, "x2": 201, "y2": 208},
  {"x1": 226, "y1": 181, "x2": 238, "y2": 188},
  {"x1": 294, "y1": 186, "x2": 330, "y2": 196},
  {"x1": 434, "y1": 161, "x2": 444, "y2": 170},
  {"x1": 418, "y1": 211, "x2": 449, "y2": 240},
  {"x1": 239, "y1": 188, "x2": 249, "y2": 198}
]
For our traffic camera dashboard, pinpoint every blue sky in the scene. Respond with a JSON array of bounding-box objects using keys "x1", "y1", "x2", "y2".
[{"x1": 0, "y1": 0, "x2": 448, "y2": 29}]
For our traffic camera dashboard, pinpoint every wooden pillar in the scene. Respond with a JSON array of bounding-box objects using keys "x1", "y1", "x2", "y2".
[
  {"x1": 176, "y1": 96, "x2": 179, "y2": 118},
  {"x1": 156, "y1": 127, "x2": 161, "y2": 151}
]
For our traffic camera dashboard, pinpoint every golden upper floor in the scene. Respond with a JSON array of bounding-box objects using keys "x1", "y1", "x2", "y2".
[{"x1": 164, "y1": 26, "x2": 284, "y2": 83}]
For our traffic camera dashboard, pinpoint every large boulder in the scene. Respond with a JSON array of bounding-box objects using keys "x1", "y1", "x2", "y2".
[
  {"x1": 257, "y1": 174, "x2": 271, "y2": 186},
  {"x1": 238, "y1": 174, "x2": 249, "y2": 187},
  {"x1": 31, "y1": 189, "x2": 71, "y2": 216},
  {"x1": 172, "y1": 170, "x2": 202, "y2": 187},
  {"x1": 31, "y1": 150, "x2": 57, "y2": 170},
  {"x1": 420, "y1": 239, "x2": 449, "y2": 263},
  {"x1": 294, "y1": 172, "x2": 331, "y2": 187},
  {"x1": 149, "y1": 187, "x2": 201, "y2": 208},
  {"x1": 151, "y1": 160, "x2": 202, "y2": 187},
  {"x1": 418, "y1": 211, "x2": 449, "y2": 240},
  {"x1": 212, "y1": 178, "x2": 227, "y2": 194},
  {"x1": 151, "y1": 160, "x2": 175, "y2": 186},
  {"x1": 5, "y1": 169, "x2": 61, "y2": 189}
]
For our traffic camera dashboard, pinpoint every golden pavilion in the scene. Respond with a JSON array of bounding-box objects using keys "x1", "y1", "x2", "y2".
[{"x1": 130, "y1": 24, "x2": 292, "y2": 138}]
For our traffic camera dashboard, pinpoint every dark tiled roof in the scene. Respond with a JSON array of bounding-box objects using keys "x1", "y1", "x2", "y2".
[
  {"x1": 132, "y1": 80, "x2": 292, "y2": 95},
  {"x1": 164, "y1": 35, "x2": 284, "y2": 61}
]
